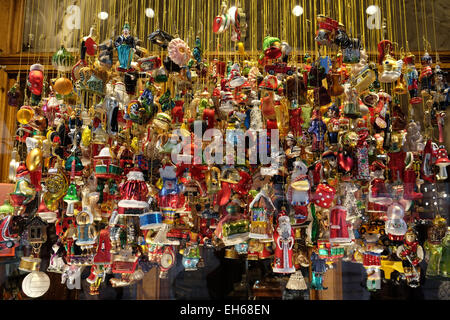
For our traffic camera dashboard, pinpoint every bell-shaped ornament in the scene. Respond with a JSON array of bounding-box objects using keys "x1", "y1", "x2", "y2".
[
  {"x1": 393, "y1": 75, "x2": 408, "y2": 95},
  {"x1": 63, "y1": 183, "x2": 80, "y2": 217},
  {"x1": 64, "y1": 155, "x2": 84, "y2": 176}
]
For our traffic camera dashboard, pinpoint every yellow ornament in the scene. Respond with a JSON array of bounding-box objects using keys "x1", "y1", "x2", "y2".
[
  {"x1": 156, "y1": 178, "x2": 163, "y2": 189},
  {"x1": 81, "y1": 126, "x2": 92, "y2": 147},
  {"x1": 26, "y1": 148, "x2": 43, "y2": 171},
  {"x1": 46, "y1": 129, "x2": 55, "y2": 141},
  {"x1": 44, "y1": 193, "x2": 59, "y2": 211},
  {"x1": 17, "y1": 107, "x2": 35, "y2": 125},
  {"x1": 236, "y1": 42, "x2": 245, "y2": 55},
  {"x1": 131, "y1": 137, "x2": 139, "y2": 153},
  {"x1": 45, "y1": 166, "x2": 69, "y2": 201}
]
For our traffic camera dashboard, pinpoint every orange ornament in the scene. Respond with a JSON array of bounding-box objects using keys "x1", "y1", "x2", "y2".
[{"x1": 52, "y1": 77, "x2": 73, "y2": 95}]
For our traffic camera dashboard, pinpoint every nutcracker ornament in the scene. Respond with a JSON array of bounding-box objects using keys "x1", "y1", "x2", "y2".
[
  {"x1": 326, "y1": 104, "x2": 340, "y2": 146},
  {"x1": 403, "y1": 51, "x2": 422, "y2": 105},
  {"x1": 159, "y1": 164, "x2": 183, "y2": 224},
  {"x1": 272, "y1": 214, "x2": 295, "y2": 273},
  {"x1": 308, "y1": 109, "x2": 327, "y2": 153},
  {"x1": 433, "y1": 64, "x2": 449, "y2": 109},
  {"x1": 420, "y1": 47, "x2": 433, "y2": 94}
]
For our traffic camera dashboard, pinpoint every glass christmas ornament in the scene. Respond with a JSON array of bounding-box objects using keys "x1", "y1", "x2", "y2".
[{"x1": 52, "y1": 46, "x2": 75, "y2": 73}]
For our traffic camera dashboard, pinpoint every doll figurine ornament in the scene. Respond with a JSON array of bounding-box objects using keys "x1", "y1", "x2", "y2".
[
  {"x1": 329, "y1": 200, "x2": 352, "y2": 244},
  {"x1": 396, "y1": 228, "x2": 424, "y2": 287},
  {"x1": 10, "y1": 163, "x2": 36, "y2": 212},
  {"x1": 403, "y1": 51, "x2": 422, "y2": 104},
  {"x1": 310, "y1": 250, "x2": 328, "y2": 290},
  {"x1": 326, "y1": 104, "x2": 340, "y2": 145},
  {"x1": 308, "y1": 109, "x2": 327, "y2": 153},
  {"x1": 287, "y1": 160, "x2": 310, "y2": 224},
  {"x1": 114, "y1": 22, "x2": 136, "y2": 72},
  {"x1": 420, "y1": 49, "x2": 433, "y2": 94},
  {"x1": 342, "y1": 83, "x2": 360, "y2": 118},
  {"x1": 273, "y1": 214, "x2": 295, "y2": 273}
]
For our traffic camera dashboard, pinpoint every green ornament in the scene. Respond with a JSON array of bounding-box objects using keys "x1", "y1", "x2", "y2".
[
  {"x1": 262, "y1": 36, "x2": 280, "y2": 51},
  {"x1": 0, "y1": 200, "x2": 14, "y2": 216}
]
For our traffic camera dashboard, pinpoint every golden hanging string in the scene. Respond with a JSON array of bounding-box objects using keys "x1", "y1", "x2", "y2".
[{"x1": 16, "y1": 0, "x2": 446, "y2": 80}]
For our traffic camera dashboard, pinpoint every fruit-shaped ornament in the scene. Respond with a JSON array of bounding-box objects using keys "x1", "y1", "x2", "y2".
[{"x1": 51, "y1": 77, "x2": 73, "y2": 96}]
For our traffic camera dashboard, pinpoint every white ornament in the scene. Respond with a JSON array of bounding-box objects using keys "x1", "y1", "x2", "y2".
[{"x1": 22, "y1": 271, "x2": 50, "y2": 298}]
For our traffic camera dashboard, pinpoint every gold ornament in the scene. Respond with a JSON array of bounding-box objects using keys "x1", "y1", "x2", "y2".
[
  {"x1": 52, "y1": 77, "x2": 73, "y2": 96},
  {"x1": 17, "y1": 106, "x2": 35, "y2": 125},
  {"x1": 81, "y1": 126, "x2": 92, "y2": 147},
  {"x1": 26, "y1": 148, "x2": 43, "y2": 171}
]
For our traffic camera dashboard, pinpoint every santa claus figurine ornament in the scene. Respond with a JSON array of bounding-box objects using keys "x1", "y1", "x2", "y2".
[{"x1": 272, "y1": 214, "x2": 295, "y2": 273}]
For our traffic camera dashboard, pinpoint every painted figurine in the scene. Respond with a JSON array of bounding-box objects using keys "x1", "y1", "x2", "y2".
[
  {"x1": 114, "y1": 22, "x2": 136, "y2": 72},
  {"x1": 396, "y1": 228, "x2": 424, "y2": 287},
  {"x1": 272, "y1": 214, "x2": 295, "y2": 273},
  {"x1": 308, "y1": 109, "x2": 327, "y2": 153},
  {"x1": 403, "y1": 52, "x2": 422, "y2": 104}
]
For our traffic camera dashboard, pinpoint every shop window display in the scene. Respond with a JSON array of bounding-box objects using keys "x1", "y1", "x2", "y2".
[{"x1": 0, "y1": 0, "x2": 449, "y2": 301}]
